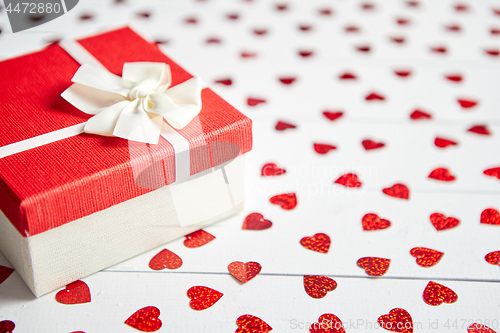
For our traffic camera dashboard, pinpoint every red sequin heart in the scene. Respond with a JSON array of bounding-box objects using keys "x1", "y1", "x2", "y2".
[
  {"x1": 276, "y1": 4, "x2": 287, "y2": 11},
  {"x1": 434, "y1": 137, "x2": 457, "y2": 148},
  {"x1": 356, "y1": 45, "x2": 371, "y2": 53},
  {"x1": 279, "y1": 77, "x2": 296, "y2": 85},
  {"x1": 270, "y1": 193, "x2": 297, "y2": 210},
  {"x1": 362, "y1": 2, "x2": 375, "y2": 10},
  {"x1": 262, "y1": 163, "x2": 286, "y2": 176},
  {"x1": 454, "y1": 3, "x2": 468, "y2": 12},
  {"x1": 428, "y1": 168, "x2": 456, "y2": 181},
  {"x1": 247, "y1": 97, "x2": 266, "y2": 106},
  {"x1": 214, "y1": 78, "x2": 232, "y2": 86},
  {"x1": 410, "y1": 247, "x2": 444, "y2": 267},
  {"x1": 484, "y1": 167, "x2": 500, "y2": 180},
  {"x1": 430, "y1": 46, "x2": 447, "y2": 54},
  {"x1": 390, "y1": 36, "x2": 406, "y2": 44},
  {"x1": 323, "y1": 111, "x2": 344, "y2": 121},
  {"x1": 468, "y1": 125, "x2": 490, "y2": 135},
  {"x1": 377, "y1": 308, "x2": 413, "y2": 333},
  {"x1": 228, "y1": 261, "x2": 262, "y2": 283},
  {"x1": 345, "y1": 25, "x2": 360, "y2": 33},
  {"x1": 310, "y1": 313, "x2": 345, "y2": 333},
  {"x1": 184, "y1": 16, "x2": 198, "y2": 24},
  {"x1": 410, "y1": 109, "x2": 432, "y2": 120},
  {"x1": 275, "y1": 121, "x2": 296, "y2": 131},
  {"x1": 241, "y1": 51, "x2": 257, "y2": 58},
  {"x1": 423, "y1": 281, "x2": 458, "y2": 306},
  {"x1": 55, "y1": 280, "x2": 91, "y2": 305},
  {"x1": 394, "y1": 70, "x2": 411, "y2": 77},
  {"x1": 445, "y1": 74, "x2": 463, "y2": 82},
  {"x1": 299, "y1": 25, "x2": 312, "y2": 32},
  {"x1": 253, "y1": 28, "x2": 267, "y2": 36},
  {"x1": 243, "y1": 213, "x2": 272, "y2": 230},
  {"x1": 362, "y1": 213, "x2": 391, "y2": 231},
  {"x1": 206, "y1": 37, "x2": 222, "y2": 44},
  {"x1": 125, "y1": 306, "x2": 162, "y2": 332},
  {"x1": 357, "y1": 257, "x2": 390, "y2": 276},
  {"x1": 184, "y1": 229, "x2": 216, "y2": 248},
  {"x1": 485, "y1": 49, "x2": 500, "y2": 56},
  {"x1": 149, "y1": 249, "x2": 183, "y2": 270},
  {"x1": 298, "y1": 50, "x2": 314, "y2": 58},
  {"x1": 362, "y1": 139, "x2": 385, "y2": 150},
  {"x1": 429, "y1": 213, "x2": 460, "y2": 231},
  {"x1": 236, "y1": 315, "x2": 272, "y2": 333},
  {"x1": 468, "y1": 323, "x2": 497, "y2": 333},
  {"x1": 0, "y1": 320, "x2": 15, "y2": 333},
  {"x1": 303, "y1": 275, "x2": 337, "y2": 299},
  {"x1": 335, "y1": 173, "x2": 362, "y2": 187},
  {"x1": 318, "y1": 8, "x2": 333, "y2": 16},
  {"x1": 187, "y1": 286, "x2": 223, "y2": 310},
  {"x1": 485, "y1": 251, "x2": 500, "y2": 266},
  {"x1": 226, "y1": 13, "x2": 239, "y2": 20},
  {"x1": 365, "y1": 92, "x2": 385, "y2": 101},
  {"x1": 396, "y1": 18, "x2": 410, "y2": 25},
  {"x1": 491, "y1": 28, "x2": 500, "y2": 35},
  {"x1": 458, "y1": 98, "x2": 478, "y2": 109},
  {"x1": 339, "y1": 72, "x2": 357, "y2": 80},
  {"x1": 481, "y1": 208, "x2": 500, "y2": 225},
  {"x1": 300, "y1": 233, "x2": 331, "y2": 253},
  {"x1": 0, "y1": 266, "x2": 14, "y2": 285},
  {"x1": 314, "y1": 143, "x2": 337, "y2": 154},
  {"x1": 445, "y1": 24, "x2": 461, "y2": 32},
  {"x1": 382, "y1": 184, "x2": 409, "y2": 200},
  {"x1": 406, "y1": 1, "x2": 419, "y2": 8}
]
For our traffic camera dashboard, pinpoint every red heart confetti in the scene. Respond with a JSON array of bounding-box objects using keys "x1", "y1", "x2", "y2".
[
  {"x1": 298, "y1": 50, "x2": 314, "y2": 58},
  {"x1": 430, "y1": 46, "x2": 447, "y2": 54},
  {"x1": 362, "y1": 2, "x2": 375, "y2": 10},
  {"x1": 480, "y1": 208, "x2": 500, "y2": 225},
  {"x1": 137, "y1": 11, "x2": 151, "y2": 19},
  {"x1": 270, "y1": 193, "x2": 297, "y2": 210},
  {"x1": 262, "y1": 163, "x2": 286, "y2": 176},
  {"x1": 318, "y1": 8, "x2": 333, "y2": 16},
  {"x1": 214, "y1": 78, "x2": 232, "y2": 86},
  {"x1": 468, "y1": 323, "x2": 497, "y2": 333},
  {"x1": 0, "y1": 266, "x2": 14, "y2": 285},
  {"x1": 299, "y1": 25, "x2": 312, "y2": 32},
  {"x1": 423, "y1": 281, "x2": 458, "y2": 306},
  {"x1": 410, "y1": 109, "x2": 432, "y2": 120},
  {"x1": 457, "y1": 98, "x2": 478, "y2": 109},
  {"x1": 390, "y1": 36, "x2": 406, "y2": 44},
  {"x1": 184, "y1": 16, "x2": 198, "y2": 24},
  {"x1": 125, "y1": 306, "x2": 162, "y2": 332},
  {"x1": 247, "y1": 97, "x2": 266, "y2": 106},
  {"x1": 445, "y1": 74, "x2": 463, "y2": 82},
  {"x1": 377, "y1": 308, "x2": 413, "y2": 333},
  {"x1": 468, "y1": 125, "x2": 490, "y2": 135},
  {"x1": 253, "y1": 28, "x2": 267, "y2": 36},
  {"x1": 228, "y1": 261, "x2": 262, "y2": 283},
  {"x1": 434, "y1": 137, "x2": 458, "y2": 148},
  {"x1": 396, "y1": 18, "x2": 410, "y2": 26},
  {"x1": 485, "y1": 49, "x2": 500, "y2": 57},
  {"x1": 275, "y1": 121, "x2": 296, "y2": 131},
  {"x1": 335, "y1": 173, "x2": 362, "y2": 187},
  {"x1": 356, "y1": 45, "x2": 371, "y2": 53},
  {"x1": 206, "y1": 37, "x2": 222, "y2": 44},
  {"x1": 339, "y1": 72, "x2": 357, "y2": 80},
  {"x1": 236, "y1": 315, "x2": 272, "y2": 333},
  {"x1": 382, "y1": 184, "x2": 409, "y2": 200},
  {"x1": 0, "y1": 321, "x2": 15, "y2": 333},
  {"x1": 241, "y1": 51, "x2": 257, "y2": 58},
  {"x1": 148, "y1": 249, "x2": 183, "y2": 270},
  {"x1": 314, "y1": 143, "x2": 337, "y2": 154},
  {"x1": 484, "y1": 167, "x2": 500, "y2": 180},
  {"x1": 365, "y1": 92, "x2": 385, "y2": 101},
  {"x1": 394, "y1": 70, "x2": 412, "y2": 77},
  {"x1": 276, "y1": 4, "x2": 288, "y2": 11},
  {"x1": 79, "y1": 13, "x2": 94, "y2": 21},
  {"x1": 362, "y1": 213, "x2": 391, "y2": 231},
  {"x1": 226, "y1": 13, "x2": 239, "y2": 20},
  {"x1": 362, "y1": 139, "x2": 385, "y2": 150},
  {"x1": 345, "y1": 25, "x2": 360, "y2": 33},
  {"x1": 454, "y1": 3, "x2": 469, "y2": 12},
  {"x1": 410, "y1": 247, "x2": 444, "y2": 267},
  {"x1": 406, "y1": 1, "x2": 419, "y2": 8},
  {"x1": 357, "y1": 257, "x2": 391, "y2": 276},
  {"x1": 323, "y1": 111, "x2": 344, "y2": 121},
  {"x1": 428, "y1": 167, "x2": 456, "y2": 181},
  {"x1": 429, "y1": 213, "x2": 460, "y2": 231},
  {"x1": 309, "y1": 313, "x2": 345, "y2": 333},
  {"x1": 300, "y1": 233, "x2": 331, "y2": 253},
  {"x1": 55, "y1": 280, "x2": 91, "y2": 305},
  {"x1": 303, "y1": 275, "x2": 337, "y2": 299},
  {"x1": 187, "y1": 286, "x2": 223, "y2": 310},
  {"x1": 243, "y1": 213, "x2": 273, "y2": 230},
  {"x1": 493, "y1": 8, "x2": 500, "y2": 16},
  {"x1": 491, "y1": 28, "x2": 500, "y2": 35},
  {"x1": 184, "y1": 229, "x2": 216, "y2": 248},
  {"x1": 445, "y1": 24, "x2": 462, "y2": 32},
  {"x1": 485, "y1": 251, "x2": 500, "y2": 266},
  {"x1": 279, "y1": 77, "x2": 296, "y2": 85}
]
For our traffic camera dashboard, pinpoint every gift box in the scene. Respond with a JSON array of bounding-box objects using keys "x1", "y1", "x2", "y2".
[{"x1": 0, "y1": 27, "x2": 252, "y2": 297}]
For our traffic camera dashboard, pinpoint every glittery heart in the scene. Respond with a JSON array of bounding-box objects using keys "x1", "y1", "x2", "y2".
[
  {"x1": 314, "y1": 143, "x2": 337, "y2": 154},
  {"x1": 261, "y1": 163, "x2": 286, "y2": 176},
  {"x1": 0, "y1": 320, "x2": 15, "y2": 333},
  {"x1": 434, "y1": 137, "x2": 457, "y2": 148},
  {"x1": 247, "y1": 97, "x2": 266, "y2": 106},
  {"x1": 362, "y1": 213, "x2": 391, "y2": 231},
  {"x1": 228, "y1": 261, "x2": 262, "y2": 283},
  {"x1": 458, "y1": 98, "x2": 478, "y2": 108},
  {"x1": 430, "y1": 46, "x2": 447, "y2": 53},
  {"x1": 319, "y1": 8, "x2": 332, "y2": 15},
  {"x1": 468, "y1": 125, "x2": 490, "y2": 135},
  {"x1": 429, "y1": 213, "x2": 460, "y2": 231},
  {"x1": 377, "y1": 308, "x2": 413, "y2": 333},
  {"x1": 485, "y1": 49, "x2": 500, "y2": 56},
  {"x1": 303, "y1": 275, "x2": 337, "y2": 299},
  {"x1": 428, "y1": 168, "x2": 456, "y2": 181},
  {"x1": 391, "y1": 36, "x2": 405, "y2": 44},
  {"x1": 55, "y1": 280, "x2": 91, "y2": 305},
  {"x1": 339, "y1": 72, "x2": 356, "y2": 80},
  {"x1": 275, "y1": 121, "x2": 296, "y2": 131},
  {"x1": 125, "y1": 306, "x2": 162, "y2": 332},
  {"x1": 241, "y1": 51, "x2": 257, "y2": 58},
  {"x1": 0, "y1": 266, "x2": 14, "y2": 285},
  {"x1": 148, "y1": 249, "x2": 183, "y2": 270},
  {"x1": 298, "y1": 50, "x2": 314, "y2": 57},
  {"x1": 184, "y1": 229, "x2": 216, "y2": 248},
  {"x1": 356, "y1": 45, "x2": 371, "y2": 53},
  {"x1": 382, "y1": 184, "x2": 409, "y2": 200},
  {"x1": 467, "y1": 323, "x2": 497, "y2": 333},
  {"x1": 335, "y1": 173, "x2": 362, "y2": 187},
  {"x1": 253, "y1": 28, "x2": 267, "y2": 36},
  {"x1": 365, "y1": 92, "x2": 385, "y2": 101},
  {"x1": 484, "y1": 167, "x2": 500, "y2": 180},
  {"x1": 362, "y1": 140, "x2": 385, "y2": 150},
  {"x1": 422, "y1": 281, "x2": 458, "y2": 306},
  {"x1": 242, "y1": 213, "x2": 273, "y2": 230},
  {"x1": 300, "y1": 233, "x2": 331, "y2": 253},
  {"x1": 187, "y1": 286, "x2": 223, "y2": 310},
  {"x1": 214, "y1": 78, "x2": 232, "y2": 86},
  {"x1": 357, "y1": 257, "x2": 391, "y2": 276},
  {"x1": 279, "y1": 77, "x2": 296, "y2": 85},
  {"x1": 480, "y1": 208, "x2": 500, "y2": 225},
  {"x1": 396, "y1": 18, "x2": 410, "y2": 25},
  {"x1": 485, "y1": 251, "x2": 500, "y2": 266},
  {"x1": 410, "y1": 247, "x2": 444, "y2": 267},
  {"x1": 410, "y1": 110, "x2": 432, "y2": 120},
  {"x1": 309, "y1": 313, "x2": 345, "y2": 333},
  {"x1": 322, "y1": 111, "x2": 344, "y2": 121},
  {"x1": 445, "y1": 24, "x2": 461, "y2": 32},
  {"x1": 394, "y1": 70, "x2": 411, "y2": 77},
  {"x1": 270, "y1": 193, "x2": 297, "y2": 210},
  {"x1": 236, "y1": 314, "x2": 272, "y2": 333},
  {"x1": 205, "y1": 37, "x2": 222, "y2": 44},
  {"x1": 445, "y1": 74, "x2": 463, "y2": 82}
]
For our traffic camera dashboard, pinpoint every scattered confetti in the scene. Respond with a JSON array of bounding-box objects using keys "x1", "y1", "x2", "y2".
[
  {"x1": 303, "y1": 275, "x2": 337, "y2": 299},
  {"x1": 357, "y1": 257, "x2": 391, "y2": 276},
  {"x1": 187, "y1": 286, "x2": 223, "y2": 310},
  {"x1": 55, "y1": 280, "x2": 91, "y2": 305},
  {"x1": 228, "y1": 261, "x2": 262, "y2": 283},
  {"x1": 422, "y1": 281, "x2": 458, "y2": 306},
  {"x1": 184, "y1": 229, "x2": 216, "y2": 248},
  {"x1": 410, "y1": 247, "x2": 444, "y2": 267},
  {"x1": 300, "y1": 233, "x2": 331, "y2": 253},
  {"x1": 125, "y1": 306, "x2": 162, "y2": 332},
  {"x1": 149, "y1": 249, "x2": 183, "y2": 270}
]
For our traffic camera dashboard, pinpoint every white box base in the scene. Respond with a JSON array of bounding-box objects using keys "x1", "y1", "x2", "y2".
[{"x1": 0, "y1": 156, "x2": 245, "y2": 297}]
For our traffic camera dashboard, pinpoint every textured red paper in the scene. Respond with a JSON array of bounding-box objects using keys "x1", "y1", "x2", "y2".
[{"x1": 0, "y1": 27, "x2": 252, "y2": 237}]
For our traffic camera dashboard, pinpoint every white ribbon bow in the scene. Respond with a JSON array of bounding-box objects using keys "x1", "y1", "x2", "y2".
[{"x1": 61, "y1": 62, "x2": 203, "y2": 144}]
